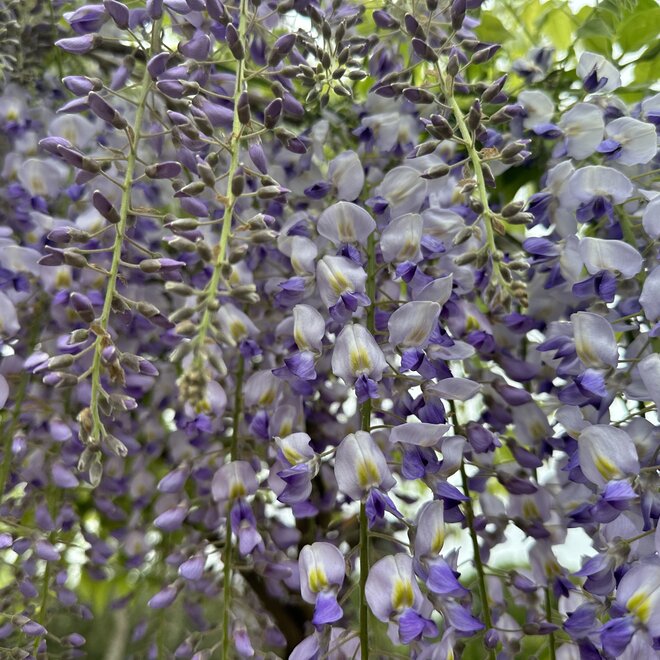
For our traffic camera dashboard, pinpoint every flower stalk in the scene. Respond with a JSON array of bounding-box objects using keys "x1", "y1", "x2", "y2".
[
  {"x1": 450, "y1": 400, "x2": 496, "y2": 659},
  {"x1": 192, "y1": 0, "x2": 249, "y2": 371},
  {"x1": 434, "y1": 62, "x2": 511, "y2": 303},
  {"x1": 358, "y1": 230, "x2": 377, "y2": 659},
  {"x1": 88, "y1": 19, "x2": 162, "y2": 443}
]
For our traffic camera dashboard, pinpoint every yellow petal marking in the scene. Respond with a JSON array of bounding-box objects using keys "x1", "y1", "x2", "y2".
[{"x1": 392, "y1": 578, "x2": 414, "y2": 610}]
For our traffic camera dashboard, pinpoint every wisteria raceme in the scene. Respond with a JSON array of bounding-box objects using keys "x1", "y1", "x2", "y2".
[{"x1": 0, "y1": 0, "x2": 658, "y2": 658}]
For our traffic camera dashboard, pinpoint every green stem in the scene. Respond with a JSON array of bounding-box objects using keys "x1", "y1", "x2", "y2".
[
  {"x1": 222, "y1": 507, "x2": 233, "y2": 660},
  {"x1": 435, "y1": 63, "x2": 505, "y2": 291},
  {"x1": 193, "y1": 0, "x2": 249, "y2": 366},
  {"x1": 545, "y1": 587, "x2": 557, "y2": 660},
  {"x1": 358, "y1": 230, "x2": 377, "y2": 660},
  {"x1": 359, "y1": 499, "x2": 369, "y2": 660},
  {"x1": 89, "y1": 20, "x2": 162, "y2": 441},
  {"x1": 222, "y1": 350, "x2": 246, "y2": 659},
  {"x1": 217, "y1": 5, "x2": 249, "y2": 654},
  {"x1": 451, "y1": 402, "x2": 495, "y2": 659},
  {"x1": 459, "y1": 463, "x2": 495, "y2": 657}
]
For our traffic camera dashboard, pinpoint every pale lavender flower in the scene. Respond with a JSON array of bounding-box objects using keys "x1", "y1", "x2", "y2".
[
  {"x1": 365, "y1": 553, "x2": 436, "y2": 644},
  {"x1": 577, "y1": 52, "x2": 621, "y2": 92},
  {"x1": 642, "y1": 196, "x2": 660, "y2": 239},
  {"x1": 571, "y1": 312, "x2": 618, "y2": 369},
  {"x1": 299, "y1": 542, "x2": 345, "y2": 626},
  {"x1": 562, "y1": 165, "x2": 633, "y2": 223},
  {"x1": 334, "y1": 431, "x2": 395, "y2": 501},
  {"x1": 579, "y1": 237, "x2": 643, "y2": 279},
  {"x1": 639, "y1": 265, "x2": 660, "y2": 321},
  {"x1": 598, "y1": 117, "x2": 657, "y2": 165},
  {"x1": 413, "y1": 500, "x2": 445, "y2": 558},
  {"x1": 389, "y1": 422, "x2": 450, "y2": 447},
  {"x1": 377, "y1": 166, "x2": 428, "y2": 217},
  {"x1": 328, "y1": 151, "x2": 365, "y2": 201},
  {"x1": 380, "y1": 213, "x2": 424, "y2": 264},
  {"x1": 388, "y1": 301, "x2": 441, "y2": 349},
  {"x1": 518, "y1": 90, "x2": 554, "y2": 130},
  {"x1": 317, "y1": 202, "x2": 375, "y2": 246},
  {"x1": 211, "y1": 461, "x2": 259, "y2": 503},
  {"x1": 558, "y1": 103, "x2": 604, "y2": 160},
  {"x1": 316, "y1": 256, "x2": 368, "y2": 315},
  {"x1": 331, "y1": 324, "x2": 387, "y2": 385},
  {"x1": 216, "y1": 304, "x2": 259, "y2": 346},
  {"x1": 578, "y1": 425, "x2": 640, "y2": 488}
]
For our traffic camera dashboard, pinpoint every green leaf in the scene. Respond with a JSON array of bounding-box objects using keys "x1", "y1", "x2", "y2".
[
  {"x1": 618, "y1": 8, "x2": 660, "y2": 51},
  {"x1": 540, "y1": 8, "x2": 575, "y2": 51},
  {"x1": 576, "y1": 7, "x2": 614, "y2": 56},
  {"x1": 476, "y1": 13, "x2": 512, "y2": 44},
  {"x1": 633, "y1": 55, "x2": 660, "y2": 85}
]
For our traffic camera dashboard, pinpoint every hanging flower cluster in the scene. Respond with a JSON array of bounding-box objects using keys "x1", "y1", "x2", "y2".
[{"x1": 0, "y1": 0, "x2": 658, "y2": 657}]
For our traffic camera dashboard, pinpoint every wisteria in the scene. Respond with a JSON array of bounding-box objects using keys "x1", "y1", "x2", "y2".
[{"x1": 0, "y1": 0, "x2": 658, "y2": 657}]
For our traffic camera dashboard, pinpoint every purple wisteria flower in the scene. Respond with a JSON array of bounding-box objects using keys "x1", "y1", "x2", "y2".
[
  {"x1": 299, "y1": 542, "x2": 346, "y2": 626},
  {"x1": 1, "y1": 0, "x2": 658, "y2": 657},
  {"x1": 365, "y1": 553, "x2": 437, "y2": 644}
]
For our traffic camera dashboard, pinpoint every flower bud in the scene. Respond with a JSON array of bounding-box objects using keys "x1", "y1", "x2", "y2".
[
  {"x1": 103, "y1": 0, "x2": 130, "y2": 28},
  {"x1": 106, "y1": 433, "x2": 128, "y2": 457},
  {"x1": 47, "y1": 227, "x2": 89, "y2": 244},
  {"x1": 421, "y1": 163, "x2": 450, "y2": 179},
  {"x1": 268, "y1": 33, "x2": 296, "y2": 66},
  {"x1": 145, "y1": 161, "x2": 182, "y2": 179},
  {"x1": 263, "y1": 97, "x2": 283, "y2": 129},
  {"x1": 63, "y1": 76, "x2": 102, "y2": 96},
  {"x1": 412, "y1": 38, "x2": 437, "y2": 63},
  {"x1": 139, "y1": 258, "x2": 186, "y2": 273},
  {"x1": 403, "y1": 87, "x2": 435, "y2": 104},
  {"x1": 207, "y1": 0, "x2": 229, "y2": 23},
  {"x1": 69, "y1": 328, "x2": 90, "y2": 345},
  {"x1": 177, "y1": 181, "x2": 206, "y2": 197},
  {"x1": 92, "y1": 190, "x2": 120, "y2": 224},
  {"x1": 62, "y1": 250, "x2": 89, "y2": 269},
  {"x1": 467, "y1": 100, "x2": 482, "y2": 132},
  {"x1": 226, "y1": 24, "x2": 244, "y2": 60},
  {"x1": 56, "y1": 35, "x2": 102, "y2": 55},
  {"x1": 231, "y1": 167, "x2": 245, "y2": 196},
  {"x1": 447, "y1": 53, "x2": 460, "y2": 78},
  {"x1": 373, "y1": 9, "x2": 399, "y2": 29},
  {"x1": 87, "y1": 92, "x2": 127, "y2": 129}
]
